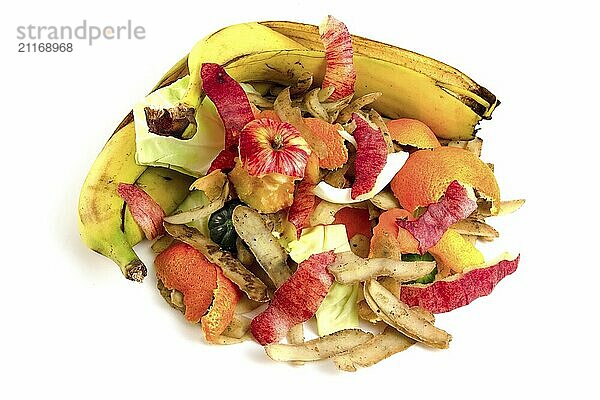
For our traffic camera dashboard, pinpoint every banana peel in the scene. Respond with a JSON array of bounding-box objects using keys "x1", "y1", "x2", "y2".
[
  {"x1": 223, "y1": 49, "x2": 489, "y2": 140},
  {"x1": 261, "y1": 21, "x2": 498, "y2": 122},
  {"x1": 78, "y1": 57, "x2": 189, "y2": 282}
]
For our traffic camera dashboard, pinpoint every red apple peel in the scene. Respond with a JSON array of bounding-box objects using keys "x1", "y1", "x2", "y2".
[
  {"x1": 117, "y1": 183, "x2": 165, "y2": 240},
  {"x1": 251, "y1": 251, "x2": 336, "y2": 345}
]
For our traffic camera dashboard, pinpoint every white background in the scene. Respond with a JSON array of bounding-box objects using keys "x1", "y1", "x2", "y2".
[{"x1": 1, "y1": 0, "x2": 597, "y2": 398}]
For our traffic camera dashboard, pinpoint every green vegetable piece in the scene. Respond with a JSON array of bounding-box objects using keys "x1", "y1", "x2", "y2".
[
  {"x1": 402, "y1": 253, "x2": 437, "y2": 284},
  {"x1": 315, "y1": 282, "x2": 360, "y2": 336},
  {"x1": 401, "y1": 253, "x2": 435, "y2": 262},
  {"x1": 412, "y1": 267, "x2": 438, "y2": 284},
  {"x1": 208, "y1": 200, "x2": 242, "y2": 253},
  {"x1": 133, "y1": 75, "x2": 225, "y2": 177}
]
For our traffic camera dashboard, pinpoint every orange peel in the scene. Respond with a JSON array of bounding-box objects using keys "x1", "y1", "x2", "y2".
[
  {"x1": 201, "y1": 268, "x2": 240, "y2": 342},
  {"x1": 303, "y1": 118, "x2": 348, "y2": 170},
  {"x1": 154, "y1": 242, "x2": 218, "y2": 323},
  {"x1": 386, "y1": 118, "x2": 441, "y2": 149},
  {"x1": 391, "y1": 147, "x2": 500, "y2": 214}
]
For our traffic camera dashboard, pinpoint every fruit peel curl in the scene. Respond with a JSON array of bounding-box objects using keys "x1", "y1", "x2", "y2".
[
  {"x1": 313, "y1": 152, "x2": 408, "y2": 204},
  {"x1": 201, "y1": 63, "x2": 255, "y2": 149},
  {"x1": 117, "y1": 183, "x2": 165, "y2": 240},
  {"x1": 400, "y1": 256, "x2": 520, "y2": 313},
  {"x1": 202, "y1": 268, "x2": 241, "y2": 342},
  {"x1": 154, "y1": 242, "x2": 218, "y2": 323},
  {"x1": 319, "y1": 15, "x2": 356, "y2": 101},
  {"x1": 396, "y1": 180, "x2": 477, "y2": 253},
  {"x1": 287, "y1": 153, "x2": 320, "y2": 238},
  {"x1": 391, "y1": 146, "x2": 500, "y2": 214},
  {"x1": 250, "y1": 251, "x2": 336, "y2": 345},
  {"x1": 350, "y1": 113, "x2": 388, "y2": 199},
  {"x1": 287, "y1": 179, "x2": 317, "y2": 238}
]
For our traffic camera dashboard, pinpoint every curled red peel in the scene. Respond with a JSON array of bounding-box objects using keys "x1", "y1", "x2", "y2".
[
  {"x1": 400, "y1": 256, "x2": 520, "y2": 313},
  {"x1": 287, "y1": 180, "x2": 316, "y2": 239},
  {"x1": 201, "y1": 63, "x2": 254, "y2": 149},
  {"x1": 396, "y1": 180, "x2": 477, "y2": 253},
  {"x1": 251, "y1": 251, "x2": 336, "y2": 345},
  {"x1": 117, "y1": 183, "x2": 165, "y2": 240},
  {"x1": 319, "y1": 15, "x2": 356, "y2": 100},
  {"x1": 351, "y1": 113, "x2": 387, "y2": 199},
  {"x1": 288, "y1": 152, "x2": 319, "y2": 238}
]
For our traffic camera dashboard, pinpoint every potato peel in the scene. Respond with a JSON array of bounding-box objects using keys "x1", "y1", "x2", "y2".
[
  {"x1": 369, "y1": 190, "x2": 401, "y2": 210},
  {"x1": 164, "y1": 172, "x2": 229, "y2": 225},
  {"x1": 336, "y1": 93, "x2": 382, "y2": 124},
  {"x1": 222, "y1": 314, "x2": 252, "y2": 339},
  {"x1": 232, "y1": 205, "x2": 291, "y2": 288},
  {"x1": 265, "y1": 329, "x2": 373, "y2": 362},
  {"x1": 331, "y1": 327, "x2": 414, "y2": 371},
  {"x1": 328, "y1": 251, "x2": 436, "y2": 284},
  {"x1": 364, "y1": 279, "x2": 452, "y2": 349},
  {"x1": 450, "y1": 219, "x2": 499, "y2": 238},
  {"x1": 189, "y1": 170, "x2": 227, "y2": 199},
  {"x1": 333, "y1": 308, "x2": 434, "y2": 371}
]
